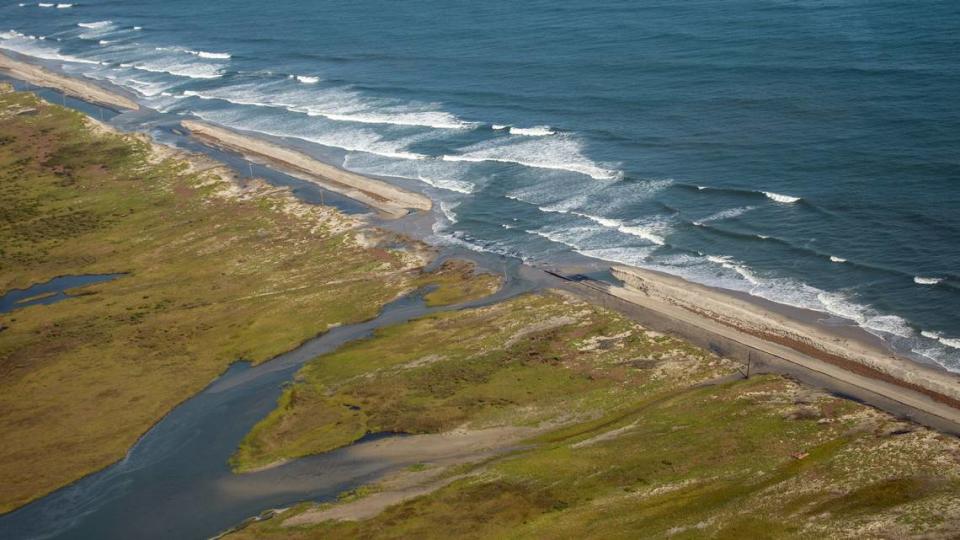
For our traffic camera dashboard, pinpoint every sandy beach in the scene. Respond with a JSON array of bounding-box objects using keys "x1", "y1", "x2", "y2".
[
  {"x1": 180, "y1": 120, "x2": 432, "y2": 218},
  {"x1": 602, "y1": 265, "x2": 960, "y2": 424},
  {"x1": 0, "y1": 51, "x2": 138, "y2": 111}
]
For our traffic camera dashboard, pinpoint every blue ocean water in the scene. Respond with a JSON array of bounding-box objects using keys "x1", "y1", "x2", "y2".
[{"x1": 2, "y1": 0, "x2": 958, "y2": 369}]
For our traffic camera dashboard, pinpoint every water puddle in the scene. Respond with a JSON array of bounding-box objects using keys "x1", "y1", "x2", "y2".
[{"x1": 0, "y1": 274, "x2": 123, "y2": 314}]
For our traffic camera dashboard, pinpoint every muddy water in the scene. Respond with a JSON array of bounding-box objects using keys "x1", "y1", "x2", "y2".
[{"x1": 0, "y1": 265, "x2": 540, "y2": 540}]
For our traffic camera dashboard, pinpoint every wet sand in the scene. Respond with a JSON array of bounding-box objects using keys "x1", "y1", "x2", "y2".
[
  {"x1": 180, "y1": 119, "x2": 432, "y2": 218},
  {"x1": 0, "y1": 51, "x2": 138, "y2": 111}
]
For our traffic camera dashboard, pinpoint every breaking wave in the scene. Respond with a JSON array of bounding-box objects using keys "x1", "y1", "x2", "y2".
[
  {"x1": 509, "y1": 125, "x2": 554, "y2": 136},
  {"x1": 763, "y1": 191, "x2": 801, "y2": 203},
  {"x1": 443, "y1": 136, "x2": 620, "y2": 180}
]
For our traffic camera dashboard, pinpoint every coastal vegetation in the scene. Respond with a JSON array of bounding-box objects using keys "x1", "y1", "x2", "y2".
[
  {"x1": 226, "y1": 296, "x2": 960, "y2": 538},
  {"x1": 0, "y1": 88, "x2": 491, "y2": 513}
]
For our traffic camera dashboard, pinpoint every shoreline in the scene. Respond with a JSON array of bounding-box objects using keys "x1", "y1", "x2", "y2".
[
  {"x1": 180, "y1": 119, "x2": 432, "y2": 219},
  {"x1": 3, "y1": 58, "x2": 959, "y2": 435},
  {"x1": 0, "y1": 50, "x2": 138, "y2": 111},
  {"x1": 562, "y1": 265, "x2": 960, "y2": 430}
]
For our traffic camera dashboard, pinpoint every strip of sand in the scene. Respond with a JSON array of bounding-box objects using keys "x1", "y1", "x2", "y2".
[
  {"x1": 0, "y1": 51, "x2": 138, "y2": 111},
  {"x1": 181, "y1": 120, "x2": 432, "y2": 218},
  {"x1": 604, "y1": 264, "x2": 960, "y2": 424}
]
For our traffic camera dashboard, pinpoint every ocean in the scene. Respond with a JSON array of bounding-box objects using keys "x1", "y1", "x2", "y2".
[{"x1": 2, "y1": 0, "x2": 958, "y2": 370}]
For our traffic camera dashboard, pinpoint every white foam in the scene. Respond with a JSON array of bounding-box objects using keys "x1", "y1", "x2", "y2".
[
  {"x1": 121, "y1": 60, "x2": 222, "y2": 79},
  {"x1": 941, "y1": 337, "x2": 960, "y2": 350},
  {"x1": 525, "y1": 225, "x2": 599, "y2": 250},
  {"x1": 914, "y1": 276, "x2": 942, "y2": 285},
  {"x1": 707, "y1": 255, "x2": 761, "y2": 285},
  {"x1": 0, "y1": 29, "x2": 100, "y2": 64},
  {"x1": 38, "y1": 2, "x2": 53, "y2": 6},
  {"x1": 491, "y1": 124, "x2": 508, "y2": 130},
  {"x1": 295, "y1": 75, "x2": 319, "y2": 84},
  {"x1": 342, "y1": 153, "x2": 476, "y2": 194},
  {"x1": 132, "y1": 26, "x2": 142, "y2": 31},
  {"x1": 921, "y1": 330, "x2": 942, "y2": 340},
  {"x1": 414, "y1": 173, "x2": 473, "y2": 194},
  {"x1": 763, "y1": 191, "x2": 801, "y2": 203},
  {"x1": 56, "y1": 3, "x2": 72, "y2": 7},
  {"x1": 189, "y1": 108, "x2": 429, "y2": 162},
  {"x1": 698, "y1": 206, "x2": 755, "y2": 224},
  {"x1": 574, "y1": 212, "x2": 665, "y2": 245},
  {"x1": 443, "y1": 136, "x2": 620, "y2": 180},
  {"x1": 78, "y1": 21, "x2": 112, "y2": 29},
  {"x1": 98, "y1": 40, "x2": 113, "y2": 45},
  {"x1": 182, "y1": 83, "x2": 471, "y2": 130},
  {"x1": 830, "y1": 256, "x2": 846, "y2": 263},
  {"x1": 186, "y1": 50, "x2": 231, "y2": 60},
  {"x1": 509, "y1": 125, "x2": 554, "y2": 136},
  {"x1": 438, "y1": 200, "x2": 459, "y2": 225},
  {"x1": 816, "y1": 291, "x2": 914, "y2": 339}
]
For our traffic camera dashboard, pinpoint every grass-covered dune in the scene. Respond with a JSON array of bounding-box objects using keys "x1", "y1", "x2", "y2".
[
  {"x1": 0, "y1": 87, "x2": 496, "y2": 513},
  {"x1": 227, "y1": 293, "x2": 960, "y2": 539}
]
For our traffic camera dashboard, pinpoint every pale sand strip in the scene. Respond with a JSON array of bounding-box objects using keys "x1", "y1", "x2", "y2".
[
  {"x1": 607, "y1": 264, "x2": 960, "y2": 423},
  {"x1": 181, "y1": 120, "x2": 432, "y2": 218},
  {"x1": 0, "y1": 51, "x2": 139, "y2": 111},
  {"x1": 281, "y1": 426, "x2": 537, "y2": 526}
]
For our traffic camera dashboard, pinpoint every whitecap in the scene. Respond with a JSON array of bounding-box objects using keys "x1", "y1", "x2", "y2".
[
  {"x1": 38, "y1": 2, "x2": 53, "y2": 6},
  {"x1": 443, "y1": 136, "x2": 620, "y2": 180},
  {"x1": 697, "y1": 206, "x2": 755, "y2": 224},
  {"x1": 572, "y1": 212, "x2": 665, "y2": 245},
  {"x1": 763, "y1": 191, "x2": 801, "y2": 203},
  {"x1": 941, "y1": 337, "x2": 960, "y2": 350},
  {"x1": 0, "y1": 30, "x2": 100, "y2": 64},
  {"x1": 707, "y1": 255, "x2": 761, "y2": 285},
  {"x1": 121, "y1": 60, "x2": 222, "y2": 79},
  {"x1": 914, "y1": 276, "x2": 942, "y2": 285},
  {"x1": 78, "y1": 21, "x2": 112, "y2": 29},
  {"x1": 491, "y1": 124, "x2": 508, "y2": 130},
  {"x1": 295, "y1": 75, "x2": 319, "y2": 84},
  {"x1": 56, "y1": 3, "x2": 72, "y2": 7},
  {"x1": 829, "y1": 256, "x2": 846, "y2": 263},
  {"x1": 921, "y1": 330, "x2": 942, "y2": 340},
  {"x1": 182, "y1": 82, "x2": 471, "y2": 130},
  {"x1": 189, "y1": 108, "x2": 429, "y2": 162},
  {"x1": 509, "y1": 125, "x2": 554, "y2": 136},
  {"x1": 186, "y1": 50, "x2": 231, "y2": 60}
]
